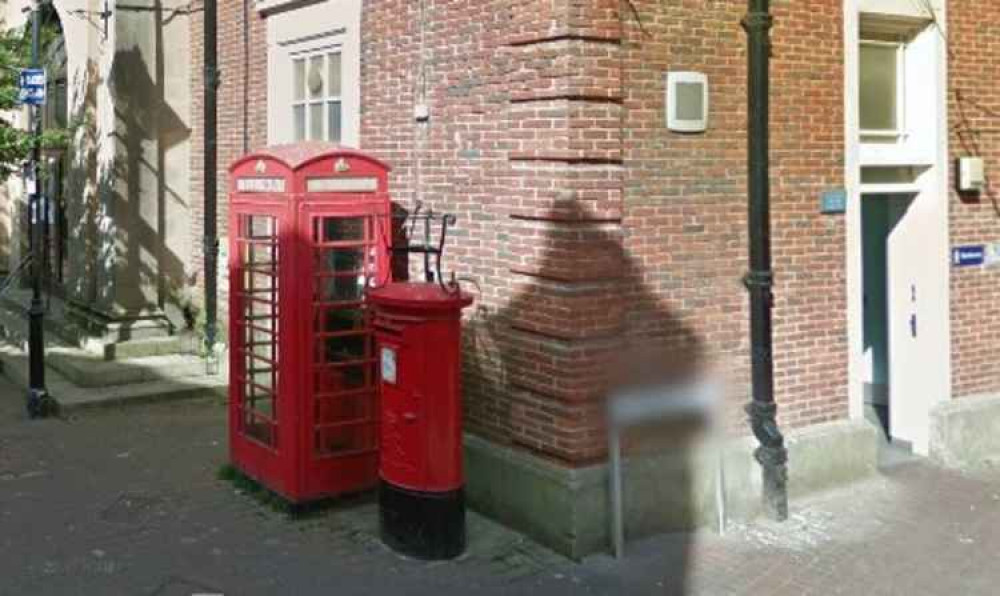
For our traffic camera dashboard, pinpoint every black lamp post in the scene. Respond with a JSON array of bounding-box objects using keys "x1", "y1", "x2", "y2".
[
  {"x1": 742, "y1": 0, "x2": 788, "y2": 520},
  {"x1": 26, "y1": 1, "x2": 52, "y2": 418}
]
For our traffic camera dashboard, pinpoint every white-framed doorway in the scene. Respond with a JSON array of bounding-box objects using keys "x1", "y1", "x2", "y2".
[{"x1": 844, "y1": 0, "x2": 952, "y2": 456}]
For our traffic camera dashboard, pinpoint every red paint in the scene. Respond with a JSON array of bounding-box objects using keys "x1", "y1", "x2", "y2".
[
  {"x1": 228, "y1": 145, "x2": 391, "y2": 503},
  {"x1": 369, "y1": 283, "x2": 473, "y2": 492}
]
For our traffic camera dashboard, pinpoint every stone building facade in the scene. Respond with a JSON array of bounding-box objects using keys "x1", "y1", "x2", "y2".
[
  {"x1": 166, "y1": 0, "x2": 1000, "y2": 557},
  {"x1": 1, "y1": 0, "x2": 194, "y2": 345}
]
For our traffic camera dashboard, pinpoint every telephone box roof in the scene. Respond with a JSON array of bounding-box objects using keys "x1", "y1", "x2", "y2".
[{"x1": 230, "y1": 142, "x2": 391, "y2": 173}]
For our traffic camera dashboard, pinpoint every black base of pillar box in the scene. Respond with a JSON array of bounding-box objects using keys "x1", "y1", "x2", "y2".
[{"x1": 379, "y1": 480, "x2": 465, "y2": 560}]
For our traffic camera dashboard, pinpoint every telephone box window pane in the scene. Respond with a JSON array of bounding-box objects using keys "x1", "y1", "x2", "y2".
[
  {"x1": 322, "y1": 334, "x2": 368, "y2": 364},
  {"x1": 247, "y1": 243, "x2": 278, "y2": 269},
  {"x1": 246, "y1": 215, "x2": 277, "y2": 239},
  {"x1": 318, "y1": 308, "x2": 365, "y2": 333},
  {"x1": 293, "y1": 58, "x2": 305, "y2": 102},
  {"x1": 316, "y1": 423, "x2": 376, "y2": 456},
  {"x1": 328, "y1": 52, "x2": 341, "y2": 97},
  {"x1": 860, "y1": 43, "x2": 898, "y2": 132},
  {"x1": 309, "y1": 103, "x2": 324, "y2": 140},
  {"x1": 318, "y1": 275, "x2": 365, "y2": 302},
  {"x1": 245, "y1": 270, "x2": 277, "y2": 293},
  {"x1": 294, "y1": 105, "x2": 306, "y2": 142},
  {"x1": 319, "y1": 217, "x2": 364, "y2": 243},
  {"x1": 316, "y1": 393, "x2": 372, "y2": 427},
  {"x1": 308, "y1": 55, "x2": 325, "y2": 100},
  {"x1": 316, "y1": 364, "x2": 369, "y2": 394},
  {"x1": 245, "y1": 417, "x2": 275, "y2": 446},
  {"x1": 329, "y1": 101, "x2": 342, "y2": 143},
  {"x1": 318, "y1": 247, "x2": 365, "y2": 273}
]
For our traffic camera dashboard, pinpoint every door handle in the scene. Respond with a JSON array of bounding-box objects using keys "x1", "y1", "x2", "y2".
[{"x1": 910, "y1": 314, "x2": 917, "y2": 338}]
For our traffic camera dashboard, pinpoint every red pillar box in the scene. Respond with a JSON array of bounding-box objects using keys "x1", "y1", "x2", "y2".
[
  {"x1": 368, "y1": 282, "x2": 473, "y2": 560},
  {"x1": 228, "y1": 143, "x2": 391, "y2": 503}
]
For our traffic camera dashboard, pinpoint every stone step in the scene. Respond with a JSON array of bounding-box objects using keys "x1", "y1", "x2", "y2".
[
  {"x1": 84, "y1": 335, "x2": 189, "y2": 361},
  {"x1": 0, "y1": 344, "x2": 228, "y2": 413},
  {"x1": 46, "y1": 348, "x2": 215, "y2": 388}
]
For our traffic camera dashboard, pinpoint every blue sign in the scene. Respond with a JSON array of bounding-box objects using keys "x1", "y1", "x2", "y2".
[
  {"x1": 820, "y1": 189, "x2": 847, "y2": 214},
  {"x1": 952, "y1": 245, "x2": 985, "y2": 267},
  {"x1": 18, "y1": 68, "x2": 46, "y2": 105}
]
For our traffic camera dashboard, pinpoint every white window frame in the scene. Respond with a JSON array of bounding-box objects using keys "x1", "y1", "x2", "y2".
[
  {"x1": 290, "y1": 45, "x2": 344, "y2": 143},
  {"x1": 859, "y1": 39, "x2": 906, "y2": 140},
  {"x1": 265, "y1": 0, "x2": 362, "y2": 147}
]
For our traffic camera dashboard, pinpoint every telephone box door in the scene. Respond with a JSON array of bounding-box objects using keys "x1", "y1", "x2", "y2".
[{"x1": 297, "y1": 203, "x2": 389, "y2": 496}]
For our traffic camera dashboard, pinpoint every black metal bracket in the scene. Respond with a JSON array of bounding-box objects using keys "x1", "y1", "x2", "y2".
[
  {"x1": 391, "y1": 201, "x2": 460, "y2": 293},
  {"x1": 741, "y1": 269, "x2": 773, "y2": 290}
]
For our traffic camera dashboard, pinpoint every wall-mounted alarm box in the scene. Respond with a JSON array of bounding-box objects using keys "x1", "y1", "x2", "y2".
[
  {"x1": 958, "y1": 157, "x2": 985, "y2": 192},
  {"x1": 666, "y1": 71, "x2": 709, "y2": 133}
]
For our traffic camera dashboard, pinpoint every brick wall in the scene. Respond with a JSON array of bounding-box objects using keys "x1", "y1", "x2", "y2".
[
  {"x1": 359, "y1": 0, "x2": 848, "y2": 466},
  {"x1": 948, "y1": 0, "x2": 1000, "y2": 398},
  {"x1": 189, "y1": 0, "x2": 268, "y2": 322},
  {"x1": 620, "y1": 0, "x2": 847, "y2": 430}
]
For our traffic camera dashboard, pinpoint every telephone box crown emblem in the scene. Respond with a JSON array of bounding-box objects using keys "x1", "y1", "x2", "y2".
[
  {"x1": 335, "y1": 158, "x2": 351, "y2": 173},
  {"x1": 254, "y1": 160, "x2": 267, "y2": 174}
]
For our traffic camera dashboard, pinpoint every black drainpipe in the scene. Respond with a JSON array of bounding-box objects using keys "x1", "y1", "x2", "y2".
[
  {"x1": 203, "y1": 0, "x2": 219, "y2": 360},
  {"x1": 742, "y1": 0, "x2": 788, "y2": 520}
]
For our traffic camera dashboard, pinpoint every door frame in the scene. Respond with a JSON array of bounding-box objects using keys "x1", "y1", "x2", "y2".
[{"x1": 844, "y1": 0, "x2": 952, "y2": 455}]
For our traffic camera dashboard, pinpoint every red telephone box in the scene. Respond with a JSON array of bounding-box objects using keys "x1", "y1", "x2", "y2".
[
  {"x1": 369, "y1": 282, "x2": 473, "y2": 560},
  {"x1": 228, "y1": 143, "x2": 391, "y2": 503}
]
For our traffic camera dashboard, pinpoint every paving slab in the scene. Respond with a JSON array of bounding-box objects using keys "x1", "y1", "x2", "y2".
[{"x1": 1, "y1": 378, "x2": 1000, "y2": 595}]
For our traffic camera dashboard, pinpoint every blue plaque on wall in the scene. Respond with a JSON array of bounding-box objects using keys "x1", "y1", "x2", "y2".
[{"x1": 820, "y1": 189, "x2": 847, "y2": 214}]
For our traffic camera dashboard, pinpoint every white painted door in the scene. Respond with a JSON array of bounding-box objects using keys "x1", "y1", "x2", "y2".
[{"x1": 885, "y1": 194, "x2": 926, "y2": 450}]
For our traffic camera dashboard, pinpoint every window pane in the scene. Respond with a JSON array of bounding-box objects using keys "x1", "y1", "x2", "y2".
[
  {"x1": 294, "y1": 59, "x2": 305, "y2": 101},
  {"x1": 329, "y1": 101, "x2": 342, "y2": 143},
  {"x1": 317, "y1": 217, "x2": 365, "y2": 243},
  {"x1": 310, "y1": 103, "x2": 324, "y2": 140},
  {"x1": 294, "y1": 105, "x2": 306, "y2": 141},
  {"x1": 329, "y1": 52, "x2": 342, "y2": 97},
  {"x1": 308, "y1": 55, "x2": 325, "y2": 100},
  {"x1": 860, "y1": 44, "x2": 898, "y2": 132}
]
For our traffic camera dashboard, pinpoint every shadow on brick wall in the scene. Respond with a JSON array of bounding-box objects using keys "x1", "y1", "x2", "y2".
[{"x1": 463, "y1": 199, "x2": 706, "y2": 576}]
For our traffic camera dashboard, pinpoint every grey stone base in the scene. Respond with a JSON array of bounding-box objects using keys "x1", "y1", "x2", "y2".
[
  {"x1": 464, "y1": 419, "x2": 878, "y2": 560},
  {"x1": 0, "y1": 344, "x2": 227, "y2": 413},
  {"x1": 930, "y1": 394, "x2": 1000, "y2": 469},
  {"x1": 67, "y1": 300, "x2": 174, "y2": 345}
]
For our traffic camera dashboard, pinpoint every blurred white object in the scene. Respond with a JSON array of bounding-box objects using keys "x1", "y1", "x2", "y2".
[{"x1": 607, "y1": 379, "x2": 726, "y2": 559}]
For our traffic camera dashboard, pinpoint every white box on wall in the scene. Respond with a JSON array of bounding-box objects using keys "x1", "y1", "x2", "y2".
[
  {"x1": 666, "y1": 72, "x2": 709, "y2": 133},
  {"x1": 958, "y1": 157, "x2": 985, "y2": 192}
]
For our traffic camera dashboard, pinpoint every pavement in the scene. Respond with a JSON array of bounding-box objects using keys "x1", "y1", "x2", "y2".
[{"x1": 1, "y1": 376, "x2": 1000, "y2": 595}]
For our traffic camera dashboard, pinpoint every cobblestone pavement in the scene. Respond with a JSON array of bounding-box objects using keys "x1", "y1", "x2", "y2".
[{"x1": 1, "y1": 377, "x2": 1000, "y2": 595}]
